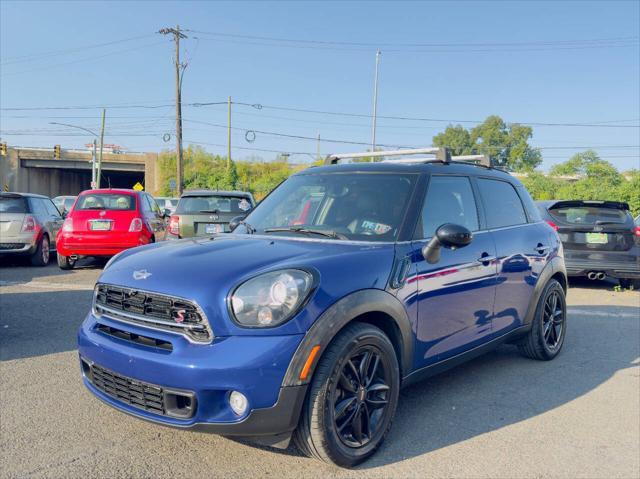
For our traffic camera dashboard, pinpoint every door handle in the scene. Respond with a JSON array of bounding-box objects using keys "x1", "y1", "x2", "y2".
[
  {"x1": 477, "y1": 253, "x2": 497, "y2": 264},
  {"x1": 535, "y1": 244, "x2": 550, "y2": 254}
]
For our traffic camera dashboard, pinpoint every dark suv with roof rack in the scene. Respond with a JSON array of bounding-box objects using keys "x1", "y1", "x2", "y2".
[
  {"x1": 537, "y1": 200, "x2": 640, "y2": 288},
  {"x1": 78, "y1": 148, "x2": 567, "y2": 467}
]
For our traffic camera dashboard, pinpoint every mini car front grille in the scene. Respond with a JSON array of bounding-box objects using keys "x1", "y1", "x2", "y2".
[
  {"x1": 95, "y1": 323, "x2": 173, "y2": 351},
  {"x1": 93, "y1": 283, "x2": 212, "y2": 343},
  {"x1": 89, "y1": 363, "x2": 166, "y2": 415}
]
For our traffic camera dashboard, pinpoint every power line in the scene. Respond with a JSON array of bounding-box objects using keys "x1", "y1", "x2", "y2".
[
  {"x1": 1, "y1": 34, "x2": 157, "y2": 65},
  {"x1": 188, "y1": 30, "x2": 639, "y2": 52}
]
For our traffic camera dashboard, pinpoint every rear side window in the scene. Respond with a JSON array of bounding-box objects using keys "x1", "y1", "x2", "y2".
[
  {"x1": 176, "y1": 196, "x2": 252, "y2": 214},
  {"x1": 477, "y1": 178, "x2": 527, "y2": 229},
  {"x1": 548, "y1": 205, "x2": 630, "y2": 225},
  {"x1": 76, "y1": 194, "x2": 136, "y2": 211},
  {"x1": 0, "y1": 196, "x2": 29, "y2": 213},
  {"x1": 418, "y1": 176, "x2": 479, "y2": 238}
]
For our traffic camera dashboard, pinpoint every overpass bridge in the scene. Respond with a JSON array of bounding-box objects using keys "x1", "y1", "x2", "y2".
[{"x1": 0, "y1": 146, "x2": 161, "y2": 197}]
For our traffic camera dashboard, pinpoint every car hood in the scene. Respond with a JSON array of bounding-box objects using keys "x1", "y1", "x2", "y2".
[{"x1": 97, "y1": 234, "x2": 396, "y2": 336}]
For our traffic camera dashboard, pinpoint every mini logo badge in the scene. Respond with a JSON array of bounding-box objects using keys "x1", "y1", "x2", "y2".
[
  {"x1": 132, "y1": 269, "x2": 152, "y2": 280},
  {"x1": 174, "y1": 309, "x2": 186, "y2": 323},
  {"x1": 99, "y1": 210, "x2": 106, "y2": 217}
]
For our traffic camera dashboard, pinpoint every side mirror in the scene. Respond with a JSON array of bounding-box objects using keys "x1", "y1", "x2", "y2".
[
  {"x1": 229, "y1": 215, "x2": 246, "y2": 232},
  {"x1": 163, "y1": 208, "x2": 172, "y2": 218},
  {"x1": 422, "y1": 223, "x2": 473, "y2": 264}
]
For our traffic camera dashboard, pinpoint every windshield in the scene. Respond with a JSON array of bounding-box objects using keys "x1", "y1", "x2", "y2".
[
  {"x1": 240, "y1": 172, "x2": 418, "y2": 242},
  {"x1": 0, "y1": 196, "x2": 28, "y2": 214},
  {"x1": 76, "y1": 193, "x2": 136, "y2": 211},
  {"x1": 549, "y1": 205, "x2": 630, "y2": 225},
  {"x1": 176, "y1": 195, "x2": 252, "y2": 214}
]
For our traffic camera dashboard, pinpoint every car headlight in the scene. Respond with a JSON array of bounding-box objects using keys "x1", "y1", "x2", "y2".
[{"x1": 230, "y1": 269, "x2": 314, "y2": 327}]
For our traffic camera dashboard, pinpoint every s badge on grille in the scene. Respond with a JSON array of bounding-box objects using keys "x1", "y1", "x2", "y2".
[
  {"x1": 174, "y1": 309, "x2": 186, "y2": 323},
  {"x1": 133, "y1": 269, "x2": 152, "y2": 280}
]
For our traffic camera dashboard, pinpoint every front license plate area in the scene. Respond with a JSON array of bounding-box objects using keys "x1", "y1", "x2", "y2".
[
  {"x1": 586, "y1": 232, "x2": 608, "y2": 244},
  {"x1": 90, "y1": 220, "x2": 112, "y2": 231}
]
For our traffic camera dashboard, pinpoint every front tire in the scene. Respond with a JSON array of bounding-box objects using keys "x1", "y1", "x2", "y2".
[
  {"x1": 294, "y1": 323, "x2": 400, "y2": 467},
  {"x1": 30, "y1": 235, "x2": 50, "y2": 266},
  {"x1": 518, "y1": 279, "x2": 567, "y2": 360},
  {"x1": 57, "y1": 252, "x2": 75, "y2": 270}
]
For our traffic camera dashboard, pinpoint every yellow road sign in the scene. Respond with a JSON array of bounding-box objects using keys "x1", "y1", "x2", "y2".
[{"x1": 133, "y1": 182, "x2": 144, "y2": 191}]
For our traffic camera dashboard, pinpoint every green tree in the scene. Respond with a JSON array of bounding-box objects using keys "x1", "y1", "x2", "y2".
[{"x1": 432, "y1": 125, "x2": 473, "y2": 156}]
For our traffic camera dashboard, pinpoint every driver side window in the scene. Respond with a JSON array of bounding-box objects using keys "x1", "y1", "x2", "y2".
[{"x1": 417, "y1": 176, "x2": 479, "y2": 239}]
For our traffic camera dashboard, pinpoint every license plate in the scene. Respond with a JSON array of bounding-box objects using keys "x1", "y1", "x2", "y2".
[
  {"x1": 586, "y1": 232, "x2": 608, "y2": 244},
  {"x1": 205, "y1": 223, "x2": 223, "y2": 234},
  {"x1": 90, "y1": 220, "x2": 111, "y2": 231}
]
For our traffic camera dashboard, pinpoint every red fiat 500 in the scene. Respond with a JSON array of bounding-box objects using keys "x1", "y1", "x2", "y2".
[{"x1": 56, "y1": 189, "x2": 167, "y2": 270}]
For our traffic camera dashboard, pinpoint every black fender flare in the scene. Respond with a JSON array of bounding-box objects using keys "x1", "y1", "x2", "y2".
[
  {"x1": 281, "y1": 289, "x2": 413, "y2": 387},
  {"x1": 522, "y1": 256, "x2": 567, "y2": 327}
]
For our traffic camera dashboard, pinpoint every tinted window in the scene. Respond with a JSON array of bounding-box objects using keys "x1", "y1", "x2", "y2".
[
  {"x1": 176, "y1": 195, "x2": 252, "y2": 214},
  {"x1": 477, "y1": 178, "x2": 527, "y2": 228},
  {"x1": 244, "y1": 172, "x2": 418, "y2": 242},
  {"x1": 418, "y1": 176, "x2": 479, "y2": 238},
  {"x1": 44, "y1": 199, "x2": 60, "y2": 217},
  {"x1": 0, "y1": 196, "x2": 28, "y2": 213},
  {"x1": 76, "y1": 193, "x2": 136, "y2": 211},
  {"x1": 517, "y1": 186, "x2": 541, "y2": 222},
  {"x1": 30, "y1": 198, "x2": 48, "y2": 216},
  {"x1": 548, "y1": 205, "x2": 630, "y2": 225}
]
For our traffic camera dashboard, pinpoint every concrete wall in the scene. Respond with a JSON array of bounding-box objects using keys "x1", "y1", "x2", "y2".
[{"x1": 0, "y1": 147, "x2": 159, "y2": 196}]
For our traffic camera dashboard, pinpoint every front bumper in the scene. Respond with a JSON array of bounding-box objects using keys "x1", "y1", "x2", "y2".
[{"x1": 78, "y1": 312, "x2": 307, "y2": 438}]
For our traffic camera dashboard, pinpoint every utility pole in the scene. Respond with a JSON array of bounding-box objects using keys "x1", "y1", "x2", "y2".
[
  {"x1": 371, "y1": 49, "x2": 381, "y2": 159},
  {"x1": 227, "y1": 96, "x2": 232, "y2": 168},
  {"x1": 97, "y1": 108, "x2": 105, "y2": 188},
  {"x1": 316, "y1": 131, "x2": 321, "y2": 162},
  {"x1": 91, "y1": 140, "x2": 97, "y2": 188},
  {"x1": 159, "y1": 25, "x2": 187, "y2": 195}
]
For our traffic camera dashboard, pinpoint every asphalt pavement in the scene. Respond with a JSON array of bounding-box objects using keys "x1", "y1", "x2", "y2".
[{"x1": 0, "y1": 258, "x2": 638, "y2": 478}]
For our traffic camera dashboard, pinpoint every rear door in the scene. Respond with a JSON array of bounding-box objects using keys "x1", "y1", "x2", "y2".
[
  {"x1": 0, "y1": 194, "x2": 29, "y2": 241},
  {"x1": 42, "y1": 198, "x2": 63, "y2": 246},
  {"x1": 476, "y1": 178, "x2": 551, "y2": 335},
  {"x1": 142, "y1": 193, "x2": 166, "y2": 240}
]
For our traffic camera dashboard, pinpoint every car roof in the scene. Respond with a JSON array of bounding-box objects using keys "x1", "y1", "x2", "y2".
[
  {"x1": 181, "y1": 189, "x2": 253, "y2": 198},
  {"x1": 1, "y1": 192, "x2": 50, "y2": 199},
  {"x1": 296, "y1": 161, "x2": 522, "y2": 185}
]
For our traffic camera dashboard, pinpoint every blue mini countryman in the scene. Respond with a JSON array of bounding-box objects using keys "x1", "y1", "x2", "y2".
[{"x1": 78, "y1": 148, "x2": 567, "y2": 467}]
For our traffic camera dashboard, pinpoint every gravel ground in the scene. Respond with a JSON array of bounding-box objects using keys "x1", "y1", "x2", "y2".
[{"x1": 1, "y1": 259, "x2": 638, "y2": 479}]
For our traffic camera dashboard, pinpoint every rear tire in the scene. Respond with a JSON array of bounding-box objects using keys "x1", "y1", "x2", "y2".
[
  {"x1": 30, "y1": 235, "x2": 50, "y2": 266},
  {"x1": 619, "y1": 278, "x2": 639, "y2": 290},
  {"x1": 518, "y1": 279, "x2": 566, "y2": 360},
  {"x1": 57, "y1": 252, "x2": 75, "y2": 270},
  {"x1": 293, "y1": 323, "x2": 400, "y2": 467}
]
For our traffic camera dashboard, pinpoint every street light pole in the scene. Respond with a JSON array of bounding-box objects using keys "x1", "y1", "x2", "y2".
[
  {"x1": 49, "y1": 121, "x2": 100, "y2": 189},
  {"x1": 371, "y1": 49, "x2": 381, "y2": 159}
]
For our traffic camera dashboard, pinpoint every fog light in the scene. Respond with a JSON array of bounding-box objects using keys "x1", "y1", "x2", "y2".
[{"x1": 229, "y1": 390, "x2": 248, "y2": 416}]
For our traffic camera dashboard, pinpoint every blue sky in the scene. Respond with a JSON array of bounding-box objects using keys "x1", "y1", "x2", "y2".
[{"x1": 1, "y1": 0, "x2": 639, "y2": 170}]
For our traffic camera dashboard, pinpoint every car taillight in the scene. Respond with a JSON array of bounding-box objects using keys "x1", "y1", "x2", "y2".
[
  {"x1": 168, "y1": 215, "x2": 180, "y2": 236},
  {"x1": 546, "y1": 220, "x2": 559, "y2": 231},
  {"x1": 129, "y1": 217, "x2": 143, "y2": 232},
  {"x1": 62, "y1": 217, "x2": 73, "y2": 232},
  {"x1": 21, "y1": 215, "x2": 37, "y2": 233},
  {"x1": 634, "y1": 226, "x2": 640, "y2": 237}
]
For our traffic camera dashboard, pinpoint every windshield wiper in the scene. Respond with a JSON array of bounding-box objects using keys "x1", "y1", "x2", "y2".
[
  {"x1": 199, "y1": 209, "x2": 220, "y2": 214},
  {"x1": 595, "y1": 220, "x2": 624, "y2": 225},
  {"x1": 263, "y1": 226, "x2": 347, "y2": 240}
]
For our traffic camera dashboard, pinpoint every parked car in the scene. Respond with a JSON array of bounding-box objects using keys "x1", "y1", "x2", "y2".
[
  {"x1": 52, "y1": 195, "x2": 77, "y2": 216},
  {"x1": 167, "y1": 190, "x2": 255, "y2": 238},
  {"x1": 78, "y1": 152, "x2": 567, "y2": 467},
  {"x1": 0, "y1": 192, "x2": 63, "y2": 266},
  {"x1": 537, "y1": 200, "x2": 640, "y2": 289},
  {"x1": 56, "y1": 188, "x2": 167, "y2": 270},
  {"x1": 154, "y1": 196, "x2": 179, "y2": 216}
]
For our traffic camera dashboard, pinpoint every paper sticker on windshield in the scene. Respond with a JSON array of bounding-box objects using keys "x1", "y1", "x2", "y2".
[
  {"x1": 361, "y1": 220, "x2": 392, "y2": 235},
  {"x1": 238, "y1": 199, "x2": 251, "y2": 211}
]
